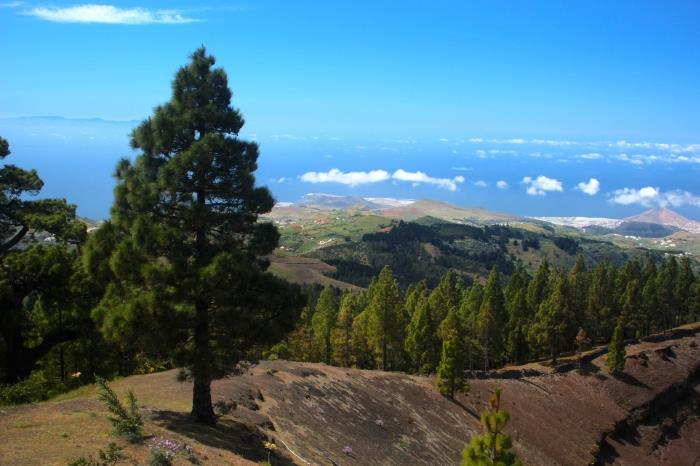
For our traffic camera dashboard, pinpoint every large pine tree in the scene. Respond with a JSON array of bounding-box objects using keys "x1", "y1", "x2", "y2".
[
  {"x1": 88, "y1": 48, "x2": 303, "y2": 423},
  {"x1": 0, "y1": 136, "x2": 85, "y2": 254},
  {"x1": 478, "y1": 268, "x2": 506, "y2": 370},
  {"x1": 405, "y1": 293, "x2": 439, "y2": 374},
  {"x1": 0, "y1": 136, "x2": 87, "y2": 383},
  {"x1": 331, "y1": 291, "x2": 362, "y2": 367},
  {"x1": 606, "y1": 321, "x2": 626, "y2": 374},
  {"x1": 311, "y1": 286, "x2": 338, "y2": 364},
  {"x1": 366, "y1": 266, "x2": 405, "y2": 370},
  {"x1": 435, "y1": 309, "x2": 468, "y2": 398},
  {"x1": 529, "y1": 272, "x2": 573, "y2": 364}
]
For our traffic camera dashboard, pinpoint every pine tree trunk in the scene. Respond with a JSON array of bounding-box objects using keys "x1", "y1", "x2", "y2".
[
  {"x1": 191, "y1": 299, "x2": 215, "y2": 424},
  {"x1": 190, "y1": 184, "x2": 215, "y2": 424},
  {"x1": 191, "y1": 376, "x2": 214, "y2": 424},
  {"x1": 382, "y1": 337, "x2": 387, "y2": 371}
]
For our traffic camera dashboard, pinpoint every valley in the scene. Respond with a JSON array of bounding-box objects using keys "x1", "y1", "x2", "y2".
[{"x1": 264, "y1": 194, "x2": 700, "y2": 290}]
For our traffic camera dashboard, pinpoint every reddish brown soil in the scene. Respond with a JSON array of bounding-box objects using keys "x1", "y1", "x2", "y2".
[
  {"x1": 210, "y1": 324, "x2": 700, "y2": 465},
  {"x1": 1, "y1": 324, "x2": 699, "y2": 465}
]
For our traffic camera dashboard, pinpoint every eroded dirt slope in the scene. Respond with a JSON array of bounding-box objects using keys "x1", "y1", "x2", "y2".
[{"x1": 1, "y1": 324, "x2": 699, "y2": 465}]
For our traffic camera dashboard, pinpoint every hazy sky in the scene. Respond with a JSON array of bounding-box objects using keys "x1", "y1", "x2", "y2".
[{"x1": 1, "y1": 1, "x2": 699, "y2": 219}]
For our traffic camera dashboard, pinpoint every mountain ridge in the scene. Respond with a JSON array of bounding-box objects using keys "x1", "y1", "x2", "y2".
[{"x1": 626, "y1": 207, "x2": 700, "y2": 233}]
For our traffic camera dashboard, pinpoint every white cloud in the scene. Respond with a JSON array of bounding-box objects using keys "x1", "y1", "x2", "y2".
[
  {"x1": 611, "y1": 140, "x2": 700, "y2": 154},
  {"x1": 452, "y1": 166, "x2": 472, "y2": 172},
  {"x1": 27, "y1": 4, "x2": 197, "y2": 24},
  {"x1": 522, "y1": 175, "x2": 563, "y2": 196},
  {"x1": 474, "y1": 180, "x2": 488, "y2": 188},
  {"x1": 299, "y1": 168, "x2": 465, "y2": 191},
  {"x1": 300, "y1": 168, "x2": 390, "y2": 186},
  {"x1": 579, "y1": 152, "x2": 602, "y2": 160},
  {"x1": 609, "y1": 186, "x2": 700, "y2": 208},
  {"x1": 576, "y1": 178, "x2": 600, "y2": 196},
  {"x1": 496, "y1": 180, "x2": 509, "y2": 189},
  {"x1": 392, "y1": 169, "x2": 465, "y2": 191}
]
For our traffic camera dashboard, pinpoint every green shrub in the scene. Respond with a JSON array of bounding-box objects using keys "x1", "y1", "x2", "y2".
[
  {"x1": 68, "y1": 442, "x2": 124, "y2": 466},
  {"x1": 147, "y1": 450, "x2": 173, "y2": 466},
  {"x1": 95, "y1": 376, "x2": 143, "y2": 442},
  {"x1": 0, "y1": 371, "x2": 51, "y2": 405},
  {"x1": 132, "y1": 353, "x2": 172, "y2": 375}
]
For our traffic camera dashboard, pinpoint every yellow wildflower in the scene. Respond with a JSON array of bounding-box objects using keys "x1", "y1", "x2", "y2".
[{"x1": 264, "y1": 441, "x2": 277, "y2": 451}]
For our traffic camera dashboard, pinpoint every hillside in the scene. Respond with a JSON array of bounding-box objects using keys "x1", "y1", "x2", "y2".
[
  {"x1": 626, "y1": 208, "x2": 700, "y2": 234},
  {"x1": 262, "y1": 195, "x2": 699, "y2": 290},
  {"x1": 277, "y1": 217, "x2": 660, "y2": 288},
  {"x1": 377, "y1": 199, "x2": 517, "y2": 224},
  {"x1": 1, "y1": 324, "x2": 699, "y2": 465}
]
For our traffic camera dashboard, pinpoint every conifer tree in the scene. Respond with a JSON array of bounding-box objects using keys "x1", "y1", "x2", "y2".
[
  {"x1": 461, "y1": 388, "x2": 521, "y2": 466},
  {"x1": 586, "y1": 261, "x2": 614, "y2": 343},
  {"x1": 0, "y1": 136, "x2": 85, "y2": 254},
  {"x1": 568, "y1": 255, "x2": 589, "y2": 330},
  {"x1": 459, "y1": 284, "x2": 484, "y2": 332},
  {"x1": 311, "y1": 286, "x2": 338, "y2": 364},
  {"x1": 0, "y1": 245, "x2": 90, "y2": 382},
  {"x1": 0, "y1": 135, "x2": 88, "y2": 382},
  {"x1": 656, "y1": 258, "x2": 678, "y2": 330},
  {"x1": 478, "y1": 268, "x2": 506, "y2": 369},
  {"x1": 350, "y1": 310, "x2": 375, "y2": 369},
  {"x1": 675, "y1": 257, "x2": 695, "y2": 323},
  {"x1": 429, "y1": 270, "x2": 463, "y2": 324},
  {"x1": 87, "y1": 48, "x2": 304, "y2": 423},
  {"x1": 366, "y1": 266, "x2": 405, "y2": 370},
  {"x1": 287, "y1": 307, "x2": 315, "y2": 362},
  {"x1": 331, "y1": 291, "x2": 362, "y2": 367},
  {"x1": 689, "y1": 280, "x2": 700, "y2": 323},
  {"x1": 526, "y1": 258, "x2": 550, "y2": 315},
  {"x1": 640, "y1": 259, "x2": 659, "y2": 335},
  {"x1": 405, "y1": 294, "x2": 439, "y2": 374},
  {"x1": 405, "y1": 280, "x2": 428, "y2": 318},
  {"x1": 620, "y1": 279, "x2": 642, "y2": 337},
  {"x1": 505, "y1": 286, "x2": 529, "y2": 365},
  {"x1": 435, "y1": 309, "x2": 468, "y2": 398},
  {"x1": 529, "y1": 272, "x2": 573, "y2": 364},
  {"x1": 574, "y1": 327, "x2": 592, "y2": 368},
  {"x1": 458, "y1": 284, "x2": 485, "y2": 370},
  {"x1": 606, "y1": 321, "x2": 626, "y2": 374}
]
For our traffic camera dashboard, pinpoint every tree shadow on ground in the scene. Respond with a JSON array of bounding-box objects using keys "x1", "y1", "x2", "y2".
[
  {"x1": 448, "y1": 396, "x2": 480, "y2": 421},
  {"x1": 613, "y1": 371, "x2": 651, "y2": 389},
  {"x1": 578, "y1": 360, "x2": 602, "y2": 377},
  {"x1": 150, "y1": 410, "x2": 294, "y2": 465}
]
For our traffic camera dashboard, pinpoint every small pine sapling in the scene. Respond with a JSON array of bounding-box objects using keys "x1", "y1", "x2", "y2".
[
  {"x1": 95, "y1": 376, "x2": 143, "y2": 442},
  {"x1": 462, "y1": 388, "x2": 522, "y2": 466},
  {"x1": 574, "y1": 327, "x2": 592, "y2": 369}
]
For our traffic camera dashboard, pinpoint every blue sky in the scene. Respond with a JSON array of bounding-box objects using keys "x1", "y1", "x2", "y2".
[{"x1": 1, "y1": 1, "x2": 700, "y2": 219}]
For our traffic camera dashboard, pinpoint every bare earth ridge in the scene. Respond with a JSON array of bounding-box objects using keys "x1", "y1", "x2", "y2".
[{"x1": 1, "y1": 324, "x2": 699, "y2": 465}]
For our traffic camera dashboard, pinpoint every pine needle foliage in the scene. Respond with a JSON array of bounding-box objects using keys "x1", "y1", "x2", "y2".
[
  {"x1": 606, "y1": 322, "x2": 626, "y2": 374},
  {"x1": 462, "y1": 388, "x2": 522, "y2": 466},
  {"x1": 436, "y1": 309, "x2": 468, "y2": 398},
  {"x1": 95, "y1": 376, "x2": 143, "y2": 442}
]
